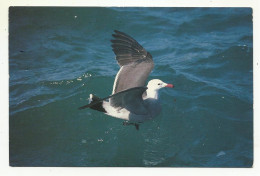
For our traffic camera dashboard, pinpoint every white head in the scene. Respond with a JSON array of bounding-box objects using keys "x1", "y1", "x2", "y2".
[
  {"x1": 147, "y1": 79, "x2": 174, "y2": 91},
  {"x1": 146, "y1": 79, "x2": 174, "y2": 99}
]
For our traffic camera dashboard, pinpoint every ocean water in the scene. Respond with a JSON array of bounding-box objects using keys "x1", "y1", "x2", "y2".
[{"x1": 9, "y1": 7, "x2": 253, "y2": 167}]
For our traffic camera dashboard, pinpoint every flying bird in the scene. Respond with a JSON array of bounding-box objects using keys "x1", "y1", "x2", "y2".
[{"x1": 79, "y1": 30, "x2": 174, "y2": 130}]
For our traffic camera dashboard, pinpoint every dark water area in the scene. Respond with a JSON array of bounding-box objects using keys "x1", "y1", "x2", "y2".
[{"x1": 9, "y1": 7, "x2": 253, "y2": 167}]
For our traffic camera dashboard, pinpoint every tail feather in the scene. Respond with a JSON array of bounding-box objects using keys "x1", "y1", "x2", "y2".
[
  {"x1": 79, "y1": 94, "x2": 107, "y2": 113},
  {"x1": 89, "y1": 94, "x2": 101, "y2": 103}
]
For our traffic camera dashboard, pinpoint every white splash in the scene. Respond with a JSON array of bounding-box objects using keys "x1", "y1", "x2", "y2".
[{"x1": 216, "y1": 151, "x2": 226, "y2": 157}]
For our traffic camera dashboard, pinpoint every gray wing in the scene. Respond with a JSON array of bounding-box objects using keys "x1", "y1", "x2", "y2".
[
  {"x1": 110, "y1": 87, "x2": 148, "y2": 115},
  {"x1": 78, "y1": 87, "x2": 149, "y2": 115},
  {"x1": 111, "y1": 30, "x2": 154, "y2": 94}
]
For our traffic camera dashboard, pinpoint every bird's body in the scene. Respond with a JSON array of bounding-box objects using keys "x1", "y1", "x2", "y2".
[
  {"x1": 102, "y1": 100, "x2": 158, "y2": 123},
  {"x1": 102, "y1": 83, "x2": 163, "y2": 123},
  {"x1": 79, "y1": 30, "x2": 174, "y2": 128}
]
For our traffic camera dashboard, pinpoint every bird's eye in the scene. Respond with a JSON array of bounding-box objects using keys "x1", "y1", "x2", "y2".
[{"x1": 158, "y1": 83, "x2": 161, "y2": 85}]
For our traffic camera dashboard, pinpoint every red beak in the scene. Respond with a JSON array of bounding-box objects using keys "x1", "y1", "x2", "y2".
[{"x1": 165, "y1": 84, "x2": 174, "y2": 88}]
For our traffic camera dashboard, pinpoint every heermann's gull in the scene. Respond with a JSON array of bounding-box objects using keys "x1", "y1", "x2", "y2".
[{"x1": 79, "y1": 30, "x2": 174, "y2": 130}]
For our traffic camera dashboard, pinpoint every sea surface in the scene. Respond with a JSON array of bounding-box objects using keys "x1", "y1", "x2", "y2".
[{"x1": 9, "y1": 7, "x2": 253, "y2": 167}]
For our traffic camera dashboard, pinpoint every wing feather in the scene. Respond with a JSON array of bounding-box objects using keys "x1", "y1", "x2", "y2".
[{"x1": 111, "y1": 30, "x2": 154, "y2": 94}]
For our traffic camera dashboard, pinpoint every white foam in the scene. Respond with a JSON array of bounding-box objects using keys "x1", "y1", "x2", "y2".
[{"x1": 216, "y1": 151, "x2": 226, "y2": 157}]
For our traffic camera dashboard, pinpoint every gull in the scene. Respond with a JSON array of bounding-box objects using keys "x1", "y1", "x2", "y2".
[{"x1": 79, "y1": 30, "x2": 174, "y2": 130}]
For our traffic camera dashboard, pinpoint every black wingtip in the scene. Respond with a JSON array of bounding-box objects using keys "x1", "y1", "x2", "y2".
[
  {"x1": 114, "y1": 30, "x2": 128, "y2": 36},
  {"x1": 78, "y1": 105, "x2": 89, "y2": 110},
  {"x1": 112, "y1": 30, "x2": 133, "y2": 40}
]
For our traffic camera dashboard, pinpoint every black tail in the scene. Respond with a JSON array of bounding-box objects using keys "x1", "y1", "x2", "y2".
[{"x1": 78, "y1": 94, "x2": 107, "y2": 113}]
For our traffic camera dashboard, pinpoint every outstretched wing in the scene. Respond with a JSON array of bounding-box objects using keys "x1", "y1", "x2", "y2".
[
  {"x1": 79, "y1": 87, "x2": 148, "y2": 115},
  {"x1": 111, "y1": 30, "x2": 154, "y2": 94}
]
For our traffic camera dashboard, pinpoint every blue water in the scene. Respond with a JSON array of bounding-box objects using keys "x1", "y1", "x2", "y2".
[{"x1": 9, "y1": 7, "x2": 253, "y2": 167}]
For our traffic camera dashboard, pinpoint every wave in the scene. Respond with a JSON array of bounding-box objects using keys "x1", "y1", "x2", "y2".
[{"x1": 176, "y1": 12, "x2": 252, "y2": 35}]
